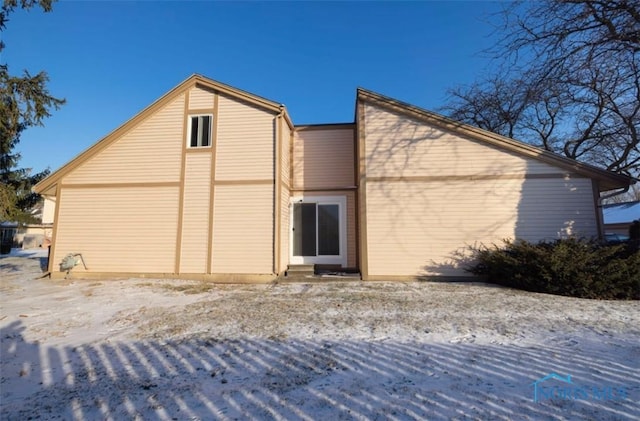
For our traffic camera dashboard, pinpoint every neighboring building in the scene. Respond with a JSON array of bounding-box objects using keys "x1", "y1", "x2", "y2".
[
  {"x1": 603, "y1": 201, "x2": 640, "y2": 237},
  {"x1": 34, "y1": 75, "x2": 633, "y2": 281},
  {"x1": 0, "y1": 197, "x2": 55, "y2": 252}
]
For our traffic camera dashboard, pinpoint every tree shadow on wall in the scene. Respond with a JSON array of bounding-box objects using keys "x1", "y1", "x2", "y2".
[
  {"x1": 418, "y1": 164, "x2": 597, "y2": 280},
  {"x1": 362, "y1": 100, "x2": 596, "y2": 281},
  {"x1": 362, "y1": 106, "x2": 530, "y2": 280}
]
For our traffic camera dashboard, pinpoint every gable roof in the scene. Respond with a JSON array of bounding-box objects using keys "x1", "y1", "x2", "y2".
[
  {"x1": 357, "y1": 88, "x2": 634, "y2": 192},
  {"x1": 34, "y1": 74, "x2": 294, "y2": 195}
]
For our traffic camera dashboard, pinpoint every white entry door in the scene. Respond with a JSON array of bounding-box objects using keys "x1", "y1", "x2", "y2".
[{"x1": 290, "y1": 196, "x2": 347, "y2": 266}]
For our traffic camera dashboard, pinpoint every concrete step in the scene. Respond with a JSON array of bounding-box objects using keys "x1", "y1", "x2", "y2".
[
  {"x1": 286, "y1": 264, "x2": 315, "y2": 275},
  {"x1": 278, "y1": 265, "x2": 362, "y2": 283}
]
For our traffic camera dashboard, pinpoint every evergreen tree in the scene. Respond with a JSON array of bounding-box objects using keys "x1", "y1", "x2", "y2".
[{"x1": 0, "y1": 0, "x2": 64, "y2": 223}]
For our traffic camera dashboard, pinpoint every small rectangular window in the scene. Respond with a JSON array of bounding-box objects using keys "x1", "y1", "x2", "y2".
[{"x1": 189, "y1": 115, "x2": 212, "y2": 147}]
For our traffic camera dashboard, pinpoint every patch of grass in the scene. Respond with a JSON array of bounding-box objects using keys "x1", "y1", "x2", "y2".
[
  {"x1": 136, "y1": 282, "x2": 154, "y2": 288},
  {"x1": 267, "y1": 333, "x2": 288, "y2": 341},
  {"x1": 160, "y1": 283, "x2": 215, "y2": 295},
  {"x1": 135, "y1": 281, "x2": 215, "y2": 294}
]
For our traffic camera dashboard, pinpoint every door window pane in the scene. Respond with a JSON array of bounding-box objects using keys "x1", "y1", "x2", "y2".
[
  {"x1": 293, "y1": 203, "x2": 316, "y2": 256},
  {"x1": 318, "y1": 204, "x2": 339, "y2": 255}
]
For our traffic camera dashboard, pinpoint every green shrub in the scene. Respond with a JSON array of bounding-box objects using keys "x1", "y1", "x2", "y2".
[{"x1": 467, "y1": 238, "x2": 640, "y2": 300}]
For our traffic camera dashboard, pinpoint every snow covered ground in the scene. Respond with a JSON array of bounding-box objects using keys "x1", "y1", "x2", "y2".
[{"x1": 1, "y1": 250, "x2": 639, "y2": 420}]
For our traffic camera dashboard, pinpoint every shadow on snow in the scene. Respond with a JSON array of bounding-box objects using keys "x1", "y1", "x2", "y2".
[{"x1": 1, "y1": 320, "x2": 638, "y2": 420}]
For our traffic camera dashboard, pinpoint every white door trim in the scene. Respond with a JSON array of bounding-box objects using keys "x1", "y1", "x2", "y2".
[{"x1": 289, "y1": 195, "x2": 347, "y2": 267}]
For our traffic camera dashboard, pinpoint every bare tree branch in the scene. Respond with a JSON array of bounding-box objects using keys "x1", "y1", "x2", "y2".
[{"x1": 443, "y1": 0, "x2": 640, "y2": 180}]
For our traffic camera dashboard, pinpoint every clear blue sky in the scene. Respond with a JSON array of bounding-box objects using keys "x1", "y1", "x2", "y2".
[{"x1": 6, "y1": 1, "x2": 503, "y2": 175}]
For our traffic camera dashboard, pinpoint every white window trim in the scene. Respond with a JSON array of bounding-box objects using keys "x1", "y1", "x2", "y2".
[
  {"x1": 186, "y1": 114, "x2": 213, "y2": 148},
  {"x1": 289, "y1": 195, "x2": 347, "y2": 267}
]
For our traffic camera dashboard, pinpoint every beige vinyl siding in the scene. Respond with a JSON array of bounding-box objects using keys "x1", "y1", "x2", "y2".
[
  {"x1": 64, "y1": 95, "x2": 185, "y2": 184},
  {"x1": 53, "y1": 186, "x2": 179, "y2": 273},
  {"x1": 366, "y1": 179, "x2": 517, "y2": 277},
  {"x1": 215, "y1": 95, "x2": 275, "y2": 181},
  {"x1": 362, "y1": 102, "x2": 599, "y2": 278},
  {"x1": 280, "y1": 186, "x2": 290, "y2": 272},
  {"x1": 211, "y1": 184, "x2": 273, "y2": 274},
  {"x1": 189, "y1": 86, "x2": 215, "y2": 109},
  {"x1": 279, "y1": 121, "x2": 291, "y2": 273},
  {"x1": 513, "y1": 177, "x2": 597, "y2": 239},
  {"x1": 365, "y1": 177, "x2": 597, "y2": 277},
  {"x1": 295, "y1": 190, "x2": 357, "y2": 268},
  {"x1": 293, "y1": 128, "x2": 355, "y2": 189},
  {"x1": 364, "y1": 104, "x2": 562, "y2": 178},
  {"x1": 179, "y1": 154, "x2": 211, "y2": 273},
  {"x1": 281, "y1": 121, "x2": 291, "y2": 188}
]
